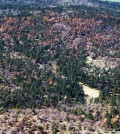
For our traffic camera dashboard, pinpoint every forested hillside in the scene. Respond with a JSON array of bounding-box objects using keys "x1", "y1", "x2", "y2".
[{"x1": 0, "y1": 2, "x2": 120, "y2": 134}]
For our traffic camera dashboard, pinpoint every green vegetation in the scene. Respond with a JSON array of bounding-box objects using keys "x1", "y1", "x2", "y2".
[{"x1": 0, "y1": 3, "x2": 119, "y2": 130}]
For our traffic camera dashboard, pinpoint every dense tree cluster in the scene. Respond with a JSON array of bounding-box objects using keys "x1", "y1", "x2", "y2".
[{"x1": 0, "y1": 2, "x2": 119, "y2": 112}]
